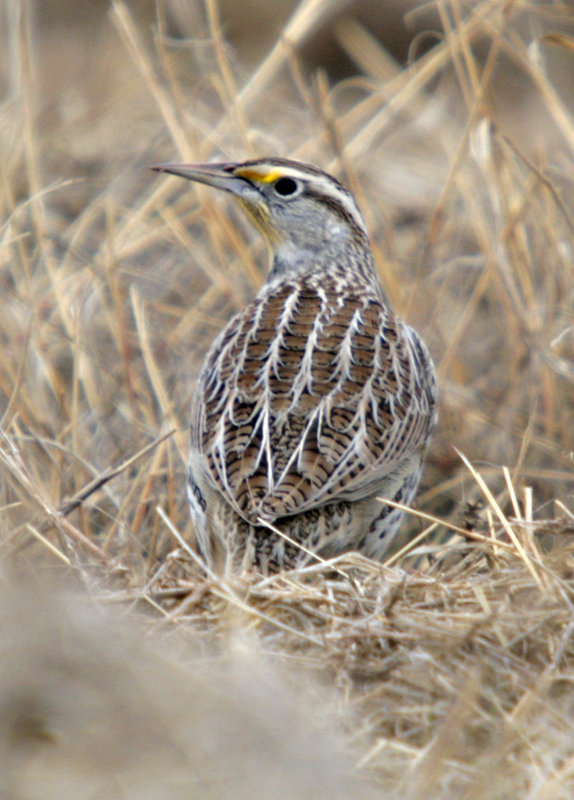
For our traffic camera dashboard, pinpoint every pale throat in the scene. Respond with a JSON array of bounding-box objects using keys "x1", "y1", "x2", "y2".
[
  {"x1": 269, "y1": 220, "x2": 352, "y2": 278},
  {"x1": 272, "y1": 240, "x2": 316, "y2": 273}
]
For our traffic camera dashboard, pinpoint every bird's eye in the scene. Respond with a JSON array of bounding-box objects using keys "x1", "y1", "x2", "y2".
[{"x1": 273, "y1": 177, "x2": 299, "y2": 196}]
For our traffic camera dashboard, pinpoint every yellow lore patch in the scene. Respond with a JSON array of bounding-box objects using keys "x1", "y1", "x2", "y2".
[{"x1": 234, "y1": 168, "x2": 284, "y2": 184}]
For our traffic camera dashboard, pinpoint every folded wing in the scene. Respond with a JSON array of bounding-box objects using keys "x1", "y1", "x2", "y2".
[{"x1": 192, "y1": 277, "x2": 437, "y2": 523}]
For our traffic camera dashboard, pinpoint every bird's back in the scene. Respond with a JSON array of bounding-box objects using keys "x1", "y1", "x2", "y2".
[{"x1": 189, "y1": 272, "x2": 437, "y2": 568}]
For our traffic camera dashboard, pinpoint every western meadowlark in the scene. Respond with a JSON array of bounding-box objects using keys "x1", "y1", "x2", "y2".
[{"x1": 153, "y1": 158, "x2": 438, "y2": 574}]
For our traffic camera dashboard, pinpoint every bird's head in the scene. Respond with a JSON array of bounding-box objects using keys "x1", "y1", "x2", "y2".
[{"x1": 152, "y1": 158, "x2": 369, "y2": 276}]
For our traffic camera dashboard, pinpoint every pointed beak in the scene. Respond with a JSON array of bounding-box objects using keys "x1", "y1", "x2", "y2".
[
  {"x1": 151, "y1": 161, "x2": 247, "y2": 195},
  {"x1": 152, "y1": 160, "x2": 276, "y2": 243}
]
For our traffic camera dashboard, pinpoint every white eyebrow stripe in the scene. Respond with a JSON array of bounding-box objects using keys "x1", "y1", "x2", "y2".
[
  {"x1": 307, "y1": 176, "x2": 367, "y2": 233},
  {"x1": 263, "y1": 167, "x2": 367, "y2": 234}
]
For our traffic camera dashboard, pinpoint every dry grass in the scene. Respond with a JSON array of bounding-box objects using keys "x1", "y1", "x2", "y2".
[{"x1": 1, "y1": 0, "x2": 573, "y2": 796}]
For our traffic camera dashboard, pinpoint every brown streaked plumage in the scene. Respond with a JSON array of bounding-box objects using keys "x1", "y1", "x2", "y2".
[{"x1": 153, "y1": 158, "x2": 438, "y2": 574}]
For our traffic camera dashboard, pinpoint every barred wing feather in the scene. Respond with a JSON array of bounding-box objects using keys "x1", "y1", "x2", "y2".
[{"x1": 191, "y1": 277, "x2": 437, "y2": 523}]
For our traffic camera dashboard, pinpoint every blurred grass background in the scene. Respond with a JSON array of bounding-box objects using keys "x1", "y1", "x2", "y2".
[{"x1": 1, "y1": 0, "x2": 574, "y2": 796}]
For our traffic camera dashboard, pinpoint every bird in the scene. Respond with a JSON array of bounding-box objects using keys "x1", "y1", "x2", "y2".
[{"x1": 153, "y1": 157, "x2": 438, "y2": 574}]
